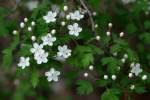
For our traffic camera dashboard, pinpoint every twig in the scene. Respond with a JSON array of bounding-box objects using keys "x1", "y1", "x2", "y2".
[{"x1": 79, "y1": 0, "x2": 97, "y2": 35}]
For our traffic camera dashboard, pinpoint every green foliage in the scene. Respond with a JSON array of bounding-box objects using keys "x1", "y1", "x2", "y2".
[
  {"x1": 76, "y1": 80, "x2": 93, "y2": 95},
  {"x1": 101, "y1": 89, "x2": 120, "y2": 100},
  {"x1": 101, "y1": 57, "x2": 121, "y2": 74},
  {"x1": 69, "y1": 45, "x2": 103, "y2": 68},
  {"x1": 1, "y1": 0, "x2": 150, "y2": 99}
]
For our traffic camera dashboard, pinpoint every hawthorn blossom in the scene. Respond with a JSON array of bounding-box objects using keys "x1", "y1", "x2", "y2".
[
  {"x1": 34, "y1": 50, "x2": 48, "y2": 64},
  {"x1": 42, "y1": 33, "x2": 56, "y2": 46},
  {"x1": 54, "y1": 55, "x2": 66, "y2": 62},
  {"x1": 30, "y1": 43, "x2": 44, "y2": 54},
  {"x1": 43, "y1": 11, "x2": 57, "y2": 23},
  {"x1": 57, "y1": 45, "x2": 71, "y2": 59},
  {"x1": 131, "y1": 63, "x2": 142, "y2": 76},
  {"x1": 18, "y1": 57, "x2": 30, "y2": 69},
  {"x1": 68, "y1": 23, "x2": 82, "y2": 36},
  {"x1": 69, "y1": 10, "x2": 84, "y2": 20},
  {"x1": 45, "y1": 68, "x2": 60, "y2": 82}
]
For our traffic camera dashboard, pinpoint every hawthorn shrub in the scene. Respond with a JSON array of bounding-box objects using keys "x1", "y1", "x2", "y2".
[{"x1": 0, "y1": 0, "x2": 150, "y2": 100}]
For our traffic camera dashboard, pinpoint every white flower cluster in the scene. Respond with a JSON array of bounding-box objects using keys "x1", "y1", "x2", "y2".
[{"x1": 17, "y1": 5, "x2": 86, "y2": 82}]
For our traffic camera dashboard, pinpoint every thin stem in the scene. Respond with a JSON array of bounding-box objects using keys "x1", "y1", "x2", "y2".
[{"x1": 79, "y1": 0, "x2": 97, "y2": 35}]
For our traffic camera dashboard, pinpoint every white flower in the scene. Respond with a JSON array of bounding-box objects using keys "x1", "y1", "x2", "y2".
[
  {"x1": 31, "y1": 36, "x2": 36, "y2": 41},
  {"x1": 142, "y1": 75, "x2": 147, "y2": 80},
  {"x1": 70, "y1": 10, "x2": 84, "y2": 20},
  {"x1": 43, "y1": 11, "x2": 57, "y2": 23},
  {"x1": 24, "y1": 18, "x2": 28, "y2": 22},
  {"x1": 30, "y1": 43, "x2": 44, "y2": 54},
  {"x1": 13, "y1": 30, "x2": 18, "y2": 35},
  {"x1": 63, "y1": 5, "x2": 68, "y2": 11},
  {"x1": 18, "y1": 57, "x2": 30, "y2": 69},
  {"x1": 53, "y1": 55, "x2": 66, "y2": 62},
  {"x1": 84, "y1": 72, "x2": 88, "y2": 77},
  {"x1": 34, "y1": 50, "x2": 48, "y2": 64},
  {"x1": 57, "y1": 45, "x2": 71, "y2": 59},
  {"x1": 68, "y1": 23, "x2": 82, "y2": 36},
  {"x1": 104, "y1": 75, "x2": 108, "y2": 80},
  {"x1": 42, "y1": 33, "x2": 56, "y2": 46},
  {"x1": 31, "y1": 21, "x2": 35, "y2": 26},
  {"x1": 45, "y1": 68, "x2": 60, "y2": 82},
  {"x1": 131, "y1": 63, "x2": 142, "y2": 76},
  {"x1": 112, "y1": 75, "x2": 117, "y2": 80},
  {"x1": 89, "y1": 65, "x2": 94, "y2": 70},
  {"x1": 130, "y1": 84, "x2": 135, "y2": 90},
  {"x1": 20, "y1": 22, "x2": 25, "y2": 28}
]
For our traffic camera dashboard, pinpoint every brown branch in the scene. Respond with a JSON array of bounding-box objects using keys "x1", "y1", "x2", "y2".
[{"x1": 79, "y1": 0, "x2": 97, "y2": 35}]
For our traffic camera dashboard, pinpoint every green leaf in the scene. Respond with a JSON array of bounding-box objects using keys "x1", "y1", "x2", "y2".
[
  {"x1": 96, "y1": 79, "x2": 110, "y2": 87},
  {"x1": 87, "y1": 0, "x2": 100, "y2": 10},
  {"x1": 135, "y1": 86, "x2": 147, "y2": 94},
  {"x1": 101, "y1": 57, "x2": 121, "y2": 74},
  {"x1": 144, "y1": 20, "x2": 150, "y2": 30},
  {"x1": 31, "y1": 69, "x2": 39, "y2": 88},
  {"x1": 126, "y1": 23, "x2": 137, "y2": 34},
  {"x1": 2, "y1": 49, "x2": 12, "y2": 67},
  {"x1": 139, "y1": 32, "x2": 150, "y2": 44},
  {"x1": 101, "y1": 89, "x2": 119, "y2": 100},
  {"x1": 77, "y1": 80, "x2": 93, "y2": 95},
  {"x1": 81, "y1": 53, "x2": 94, "y2": 67}
]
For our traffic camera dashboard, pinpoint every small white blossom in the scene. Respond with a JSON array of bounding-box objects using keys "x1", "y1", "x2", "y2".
[
  {"x1": 121, "y1": 58, "x2": 126, "y2": 63},
  {"x1": 130, "y1": 84, "x2": 135, "y2": 90},
  {"x1": 30, "y1": 43, "x2": 44, "y2": 54},
  {"x1": 28, "y1": 27, "x2": 32, "y2": 31},
  {"x1": 68, "y1": 23, "x2": 82, "y2": 36},
  {"x1": 51, "y1": 29, "x2": 56, "y2": 34},
  {"x1": 89, "y1": 65, "x2": 94, "y2": 70},
  {"x1": 113, "y1": 52, "x2": 118, "y2": 56},
  {"x1": 34, "y1": 50, "x2": 48, "y2": 64},
  {"x1": 95, "y1": 24, "x2": 98, "y2": 28},
  {"x1": 42, "y1": 33, "x2": 56, "y2": 46},
  {"x1": 31, "y1": 21, "x2": 35, "y2": 26},
  {"x1": 45, "y1": 68, "x2": 60, "y2": 82},
  {"x1": 84, "y1": 72, "x2": 88, "y2": 77},
  {"x1": 57, "y1": 45, "x2": 71, "y2": 59},
  {"x1": 123, "y1": 54, "x2": 128, "y2": 59},
  {"x1": 66, "y1": 14, "x2": 71, "y2": 20},
  {"x1": 18, "y1": 57, "x2": 30, "y2": 69},
  {"x1": 131, "y1": 63, "x2": 142, "y2": 76},
  {"x1": 112, "y1": 75, "x2": 117, "y2": 80},
  {"x1": 128, "y1": 73, "x2": 133, "y2": 78},
  {"x1": 108, "y1": 23, "x2": 113, "y2": 28},
  {"x1": 92, "y1": 12, "x2": 97, "y2": 16},
  {"x1": 104, "y1": 75, "x2": 108, "y2": 80},
  {"x1": 61, "y1": 21, "x2": 66, "y2": 26},
  {"x1": 54, "y1": 55, "x2": 66, "y2": 62},
  {"x1": 106, "y1": 31, "x2": 111, "y2": 36},
  {"x1": 13, "y1": 30, "x2": 18, "y2": 35},
  {"x1": 119, "y1": 32, "x2": 124, "y2": 37},
  {"x1": 43, "y1": 11, "x2": 57, "y2": 23},
  {"x1": 24, "y1": 18, "x2": 28, "y2": 22},
  {"x1": 31, "y1": 36, "x2": 36, "y2": 41},
  {"x1": 63, "y1": 5, "x2": 68, "y2": 11},
  {"x1": 142, "y1": 75, "x2": 147, "y2": 80},
  {"x1": 69, "y1": 10, "x2": 84, "y2": 21},
  {"x1": 20, "y1": 22, "x2": 25, "y2": 28},
  {"x1": 96, "y1": 36, "x2": 100, "y2": 40}
]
